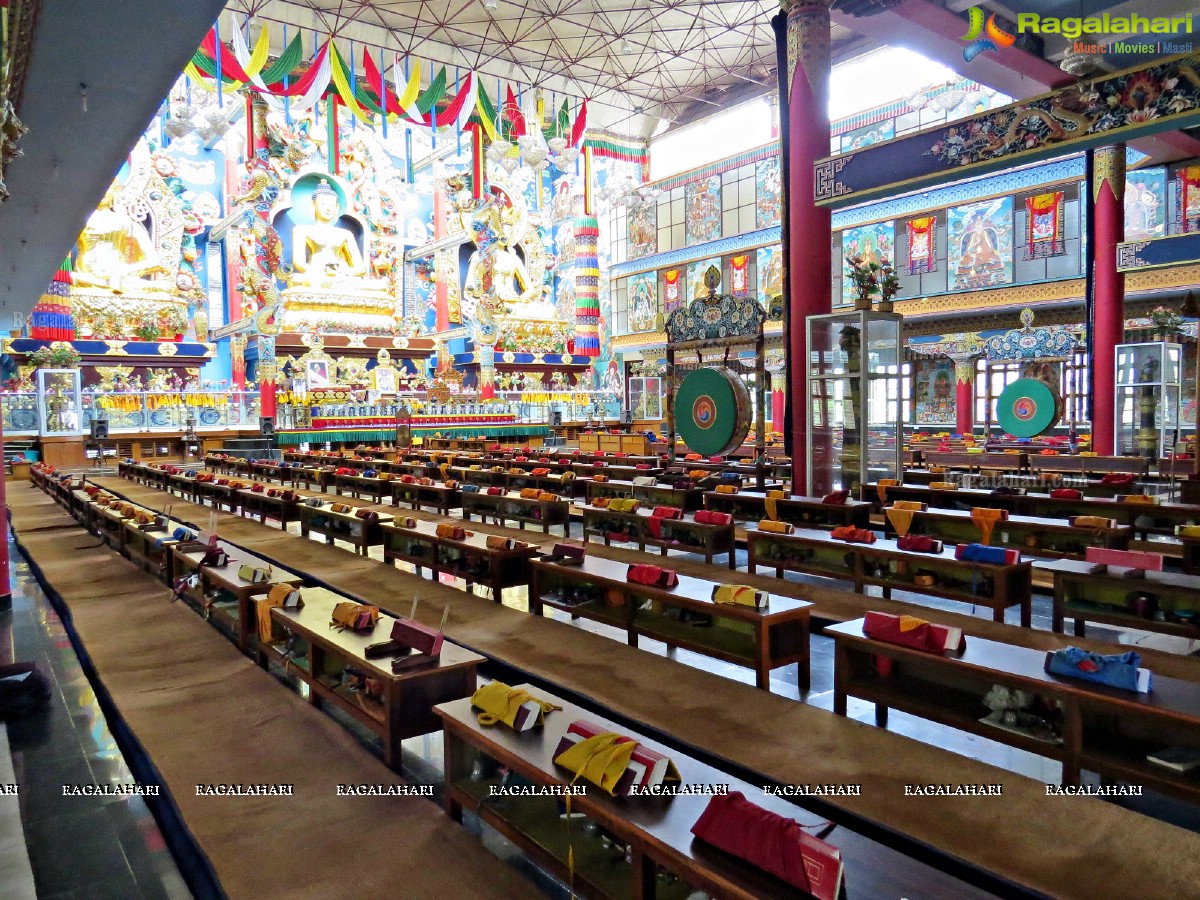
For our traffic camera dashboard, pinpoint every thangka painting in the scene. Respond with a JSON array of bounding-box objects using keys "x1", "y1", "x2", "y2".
[
  {"x1": 729, "y1": 254, "x2": 751, "y2": 296},
  {"x1": 1179, "y1": 166, "x2": 1200, "y2": 233},
  {"x1": 757, "y1": 244, "x2": 783, "y2": 317},
  {"x1": 947, "y1": 197, "x2": 1013, "y2": 291},
  {"x1": 688, "y1": 257, "x2": 721, "y2": 301},
  {"x1": 627, "y1": 200, "x2": 657, "y2": 259},
  {"x1": 755, "y1": 157, "x2": 781, "y2": 228},
  {"x1": 1024, "y1": 192, "x2": 1065, "y2": 259},
  {"x1": 837, "y1": 119, "x2": 895, "y2": 153},
  {"x1": 684, "y1": 175, "x2": 722, "y2": 246},
  {"x1": 911, "y1": 357, "x2": 955, "y2": 425},
  {"x1": 1125, "y1": 169, "x2": 1166, "y2": 240},
  {"x1": 841, "y1": 221, "x2": 894, "y2": 305},
  {"x1": 663, "y1": 269, "x2": 684, "y2": 315},
  {"x1": 627, "y1": 272, "x2": 658, "y2": 333},
  {"x1": 905, "y1": 216, "x2": 937, "y2": 275}
]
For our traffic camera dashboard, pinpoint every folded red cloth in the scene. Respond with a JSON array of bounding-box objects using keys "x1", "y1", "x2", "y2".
[
  {"x1": 691, "y1": 792, "x2": 822, "y2": 893},
  {"x1": 651, "y1": 506, "x2": 683, "y2": 519},
  {"x1": 831, "y1": 525, "x2": 876, "y2": 544},
  {"x1": 1050, "y1": 488, "x2": 1082, "y2": 500},
  {"x1": 487, "y1": 486, "x2": 504, "y2": 496},
  {"x1": 627, "y1": 564, "x2": 678, "y2": 587},
  {"x1": 635, "y1": 464, "x2": 650, "y2": 470},
  {"x1": 1101, "y1": 473, "x2": 1136, "y2": 485},
  {"x1": 896, "y1": 535, "x2": 943, "y2": 553},
  {"x1": 821, "y1": 490, "x2": 849, "y2": 505}
]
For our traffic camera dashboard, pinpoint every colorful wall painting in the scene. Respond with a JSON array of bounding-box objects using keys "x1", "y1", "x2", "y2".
[
  {"x1": 1125, "y1": 168, "x2": 1166, "y2": 240},
  {"x1": 947, "y1": 197, "x2": 1013, "y2": 291},
  {"x1": 841, "y1": 221, "x2": 894, "y2": 305},
  {"x1": 911, "y1": 357, "x2": 956, "y2": 425},
  {"x1": 663, "y1": 269, "x2": 684, "y2": 315},
  {"x1": 757, "y1": 244, "x2": 783, "y2": 308},
  {"x1": 837, "y1": 119, "x2": 895, "y2": 153},
  {"x1": 627, "y1": 200, "x2": 657, "y2": 259},
  {"x1": 688, "y1": 257, "x2": 721, "y2": 301},
  {"x1": 684, "y1": 175, "x2": 722, "y2": 246},
  {"x1": 627, "y1": 272, "x2": 659, "y2": 333},
  {"x1": 755, "y1": 157, "x2": 782, "y2": 228}
]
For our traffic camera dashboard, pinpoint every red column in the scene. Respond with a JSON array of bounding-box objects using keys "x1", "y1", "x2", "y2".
[
  {"x1": 955, "y1": 365, "x2": 974, "y2": 436},
  {"x1": 246, "y1": 97, "x2": 277, "y2": 420},
  {"x1": 1091, "y1": 144, "x2": 1125, "y2": 455},
  {"x1": 778, "y1": 0, "x2": 833, "y2": 495}
]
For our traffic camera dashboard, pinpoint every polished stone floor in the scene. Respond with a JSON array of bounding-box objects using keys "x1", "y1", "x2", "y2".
[{"x1": 6, "y1": 511, "x2": 1200, "y2": 899}]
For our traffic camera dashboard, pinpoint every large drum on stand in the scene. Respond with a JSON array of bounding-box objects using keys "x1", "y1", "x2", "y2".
[
  {"x1": 996, "y1": 377, "x2": 1061, "y2": 438},
  {"x1": 675, "y1": 367, "x2": 753, "y2": 457}
]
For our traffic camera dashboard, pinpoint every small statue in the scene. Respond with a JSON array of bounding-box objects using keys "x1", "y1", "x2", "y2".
[{"x1": 73, "y1": 183, "x2": 172, "y2": 296}]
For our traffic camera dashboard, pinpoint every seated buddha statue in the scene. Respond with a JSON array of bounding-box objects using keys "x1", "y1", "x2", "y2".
[
  {"x1": 288, "y1": 180, "x2": 389, "y2": 295},
  {"x1": 73, "y1": 184, "x2": 172, "y2": 296}
]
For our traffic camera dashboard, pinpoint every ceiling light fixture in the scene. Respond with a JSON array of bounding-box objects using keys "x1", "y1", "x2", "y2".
[
  {"x1": 621, "y1": 38, "x2": 634, "y2": 55},
  {"x1": 482, "y1": 0, "x2": 497, "y2": 10}
]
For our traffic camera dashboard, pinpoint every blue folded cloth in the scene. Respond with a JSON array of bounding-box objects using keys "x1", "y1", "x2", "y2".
[
  {"x1": 363, "y1": 469, "x2": 377, "y2": 477},
  {"x1": 1047, "y1": 646, "x2": 1142, "y2": 692},
  {"x1": 955, "y1": 543, "x2": 1011, "y2": 565},
  {"x1": 460, "y1": 484, "x2": 480, "y2": 493}
]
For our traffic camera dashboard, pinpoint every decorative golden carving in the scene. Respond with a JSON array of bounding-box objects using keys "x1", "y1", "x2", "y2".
[
  {"x1": 103, "y1": 340, "x2": 130, "y2": 355},
  {"x1": 1092, "y1": 144, "x2": 1126, "y2": 203},
  {"x1": 156, "y1": 342, "x2": 178, "y2": 357},
  {"x1": 785, "y1": 0, "x2": 833, "y2": 103}
]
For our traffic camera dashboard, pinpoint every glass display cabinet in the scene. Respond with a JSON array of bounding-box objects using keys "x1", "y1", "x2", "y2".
[
  {"x1": 1115, "y1": 341, "x2": 1183, "y2": 458},
  {"x1": 807, "y1": 310, "x2": 904, "y2": 497},
  {"x1": 36, "y1": 368, "x2": 82, "y2": 437}
]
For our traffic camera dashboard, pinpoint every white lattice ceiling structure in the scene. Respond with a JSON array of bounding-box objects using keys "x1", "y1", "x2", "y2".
[{"x1": 228, "y1": 0, "x2": 869, "y2": 137}]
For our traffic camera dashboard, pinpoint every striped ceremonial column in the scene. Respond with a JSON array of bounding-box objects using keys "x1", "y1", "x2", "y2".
[
  {"x1": 30, "y1": 258, "x2": 75, "y2": 341},
  {"x1": 574, "y1": 214, "x2": 601, "y2": 357}
]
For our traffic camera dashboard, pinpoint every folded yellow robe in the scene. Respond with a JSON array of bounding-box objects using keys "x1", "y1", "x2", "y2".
[
  {"x1": 876, "y1": 478, "x2": 899, "y2": 503},
  {"x1": 715, "y1": 484, "x2": 739, "y2": 494},
  {"x1": 609, "y1": 498, "x2": 640, "y2": 513},
  {"x1": 970, "y1": 507, "x2": 1008, "y2": 545},
  {"x1": 758, "y1": 519, "x2": 794, "y2": 534},
  {"x1": 520, "y1": 487, "x2": 541, "y2": 499},
  {"x1": 892, "y1": 500, "x2": 926, "y2": 511},
  {"x1": 764, "y1": 489, "x2": 787, "y2": 521},
  {"x1": 886, "y1": 506, "x2": 918, "y2": 538},
  {"x1": 929, "y1": 481, "x2": 958, "y2": 490},
  {"x1": 1178, "y1": 524, "x2": 1200, "y2": 538},
  {"x1": 1074, "y1": 515, "x2": 1116, "y2": 530},
  {"x1": 472, "y1": 681, "x2": 561, "y2": 730},
  {"x1": 1120, "y1": 494, "x2": 1156, "y2": 504},
  {"x1": 712, "y1": 584, "x2": 764, "y2": 607},
  {"x1": 555, "y1": 733, "x2": 639, "y2": 796}
]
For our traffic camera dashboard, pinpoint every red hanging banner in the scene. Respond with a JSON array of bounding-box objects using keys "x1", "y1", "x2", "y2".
[
  {"x1": 1024, "y1": 191, "x2": 1065, "y2": 259},
  {"x1": 1179, "y1": 165, "x2": 1200, "y2": 233},
  {"x1": 664, "y1": 269, "x2": 682, "y2": 314},
  {"x1": 905, "y1": 216, "x2": 937, "y2": 274},
  {"x1": 730, "y1": 255, "x2": 749, "y2": 295}
]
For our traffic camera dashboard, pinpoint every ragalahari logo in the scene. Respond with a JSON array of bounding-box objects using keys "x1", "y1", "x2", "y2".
[{"x1": 960, "y1": 8, "x2": 1017, "y2": 61}]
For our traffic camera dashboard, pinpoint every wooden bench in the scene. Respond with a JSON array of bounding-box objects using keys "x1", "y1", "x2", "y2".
[
  {"x1": 461, "y1": 490, "x2": 570, "y2": 535},
  {"x1": 585, "y1": 478, "x2": 706, "y2": 512},
  {"x1": 298, "y1": 501, "x2": 394, "y2": 555},
  {"x1": 577, "y1": 501, "x2": 737, "y2": 567},
  {"x1": 703, "y1": 490, "x2": 871, "y2": 529},
  {"x1": 746, "y1": 525, "x2": 1033, "y2": 626},
  {"x1": 530, "y1": 556, "x2": 810, "y2": 690},
  {"x1": 436, "y1": 684, "x2": 991, "y2": 900},
  {"x1": 263, "y1": 587, "x2": 484, "y2": 769},
  {"x1": 830, "y1": 616, "x2": 1200, "y2": 804}
]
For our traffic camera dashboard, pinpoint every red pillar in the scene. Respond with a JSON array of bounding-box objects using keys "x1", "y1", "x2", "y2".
[
  {"x1": 955, "y1": 365, "x2": 974, "y2": 437},
  {"x1": 246, "y1": 96, "x2": 277, "y2": 420},
  {"x1": 1091, "y1": 144, "x2": 1125, "y2": 455},
  {"x1": 777, "y1": 0, "x2": 833, "y2": 495}
]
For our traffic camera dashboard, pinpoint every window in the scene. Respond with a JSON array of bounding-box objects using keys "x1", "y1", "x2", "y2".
[
  {"x1": 649, "y1": 98, "x2": 773, "y2": 181},
  {"x1": 628, "y1": 376, "x2": 663, "y2": 421}
]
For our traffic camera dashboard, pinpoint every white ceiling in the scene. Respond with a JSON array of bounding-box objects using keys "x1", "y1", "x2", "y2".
[{"x1": 227, "y1": 0, "x2": 866, "y2": 137}]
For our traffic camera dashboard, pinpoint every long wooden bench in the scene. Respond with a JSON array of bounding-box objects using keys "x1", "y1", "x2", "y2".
[{"x1": 74, "y1": 475, "x2": 1200, "y2": 898}]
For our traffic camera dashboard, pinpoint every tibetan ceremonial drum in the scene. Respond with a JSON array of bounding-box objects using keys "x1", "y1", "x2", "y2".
[
  {"x1": 997, "y1": 377, "x2": 1061, "y2": 437},
  {"x1": 676, "y1": 367, "x2": 752, "y2": 456}
]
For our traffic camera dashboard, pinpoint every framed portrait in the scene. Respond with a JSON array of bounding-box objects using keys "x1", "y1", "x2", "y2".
[{"x1": 306, "y1": 359, "x2": 332, "y2": 389}]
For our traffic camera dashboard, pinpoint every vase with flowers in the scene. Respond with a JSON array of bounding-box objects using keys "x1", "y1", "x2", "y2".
[
  {"x1": 845, "y1": 255, "x2": 879, "y2": 310},
  {"x1": 1151, "y1": 305, "x2": 1183, "y2": 341},
  {"x1": 878, "y1": 259, "x2": 900, "y2": 313}
]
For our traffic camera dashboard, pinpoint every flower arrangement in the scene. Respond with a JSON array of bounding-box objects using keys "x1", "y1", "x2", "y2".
[
  {"x1": 1150, "y1": 305, "x2": 1183, "y2": 336},
  {"x1": 29, "y1": 343, "x2": 82, "y2": 369},
  {"x1": 844, "y1": 255, "x2": 879, "y2": 308}
]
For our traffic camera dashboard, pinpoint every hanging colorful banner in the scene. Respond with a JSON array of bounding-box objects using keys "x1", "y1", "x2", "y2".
[
  {"x1": 905, "y1": 216, "x2": 937, "y2": 275},
  {"x1": 663, "y1": 269, "x2": 683, "y2": 315},
  {"x1": 574, "y1": 216, "x2": 601, "y2": 357},
  {"x1": 1179, "y1": 165, "x2": 1200, "y2": 233},
  {"x1": 1024, "y1": 191, "x2": 1065, "y2": 259},
  {"x1": 729, "y1": 255, "x2": 750, "y2": 295}
]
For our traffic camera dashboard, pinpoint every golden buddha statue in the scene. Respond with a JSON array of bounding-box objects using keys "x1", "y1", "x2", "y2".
[
  {"x1": 463, "y1": 200, "x2": 557, "y2": 321},
  {"x1": 289, "y1": 180, "x2": 388, "y2": 293},
  {"x1": 73, "y1": 184, "x2": 172, "y2": 296}
]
